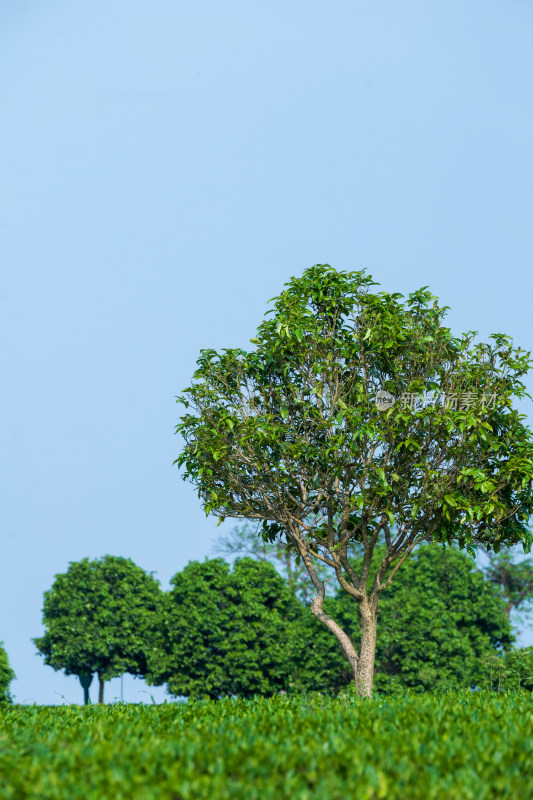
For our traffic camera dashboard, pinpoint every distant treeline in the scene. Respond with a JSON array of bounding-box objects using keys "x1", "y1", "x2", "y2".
[{"x1": 16, "y1": 538, "x2": 532, "y2": 704}]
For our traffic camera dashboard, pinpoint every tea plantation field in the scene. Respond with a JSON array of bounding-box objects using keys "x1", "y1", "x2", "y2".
[{"x1": 1, "y1": 691, "x2": 532, "y2": 799}]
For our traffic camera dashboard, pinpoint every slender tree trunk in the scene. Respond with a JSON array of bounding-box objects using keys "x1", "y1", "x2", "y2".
[
  {"x1": 98, "y1": 674, "x2": 105, "y2": 704},
  {"x1": 355, "y1": 602, "x2": 378, "y2": 698}
]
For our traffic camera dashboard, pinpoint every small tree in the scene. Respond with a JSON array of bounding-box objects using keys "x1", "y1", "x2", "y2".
[
  {"x1": 34, "y1": 556, "x2": 162, "y2": 703},
  {"x1": 146, "y1": 558, "x2": 300, "y2": 699},
  {"x1": 0, "y1": 642, "x2": 15, "y2": 704},
  {"x1": 480, "y1": 548, "x2": 533, "y2": 623},
  {"x1": 176, "y1": 265, "x2": 533, "y2": 696},
  {"x1": 503, "y1": 646, "x2": 533, "y2": 691}
]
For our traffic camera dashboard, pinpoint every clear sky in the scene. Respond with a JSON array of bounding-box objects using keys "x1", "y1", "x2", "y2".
[{"x1": 1, "y1": 0, "x2": 532, "y2": 704}]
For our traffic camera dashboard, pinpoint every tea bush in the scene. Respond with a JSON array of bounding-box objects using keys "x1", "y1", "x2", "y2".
[{"x1": 1, "y1": 691, "x2": 532, "y2": 799}]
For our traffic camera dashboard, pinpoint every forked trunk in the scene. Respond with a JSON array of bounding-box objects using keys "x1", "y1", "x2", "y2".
[
  {"x1": 98, "y1": 673, "x2": 105, "y2": 704},
  {"x1": 311, "y1": 590, "x2": 379, "y2": 697}
]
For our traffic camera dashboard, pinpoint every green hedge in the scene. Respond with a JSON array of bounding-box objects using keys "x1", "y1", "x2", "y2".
[{"x1": 1, "y1": 691, "x2": 531, "y2": 799}]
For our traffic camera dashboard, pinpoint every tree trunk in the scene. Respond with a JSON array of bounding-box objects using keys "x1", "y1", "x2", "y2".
[
  {"x1": 98, "y1": 674, "x2": 105, "y2": 704},
  {"x1": 78, "y1": 673, "x2": 93, "y2": 705},
  {"x1": 311, "y1": 592, "x2": 378, "y2": 697},
  {"x1": 355, "y1": 602, "x2": 378, "y2": 698}
]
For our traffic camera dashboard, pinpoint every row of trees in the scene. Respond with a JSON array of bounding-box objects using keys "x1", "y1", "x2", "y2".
[{"x1": 33, "y1": 536, "x2": 533, "y2": 703}]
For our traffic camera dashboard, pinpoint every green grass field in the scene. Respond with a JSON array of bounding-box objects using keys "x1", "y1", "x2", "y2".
[{"x1": 1, "y1": 691, "x2": 532, "y2": 799}]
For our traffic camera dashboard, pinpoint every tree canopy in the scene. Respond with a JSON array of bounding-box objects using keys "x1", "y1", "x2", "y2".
[
  {"x1": 34, "y1": 555, "x2": 162, "y2": 703},
  {"x1": 0, "y1": 642, "x2": 15, "y2": 704},
  {"x1": 176, "y1": 264, "x2": 533, "y2": 696},
  {"x1": 146, "y1": 557, "x2": 301, "y2": 699}
]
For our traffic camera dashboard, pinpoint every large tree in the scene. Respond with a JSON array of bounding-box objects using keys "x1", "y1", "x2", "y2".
[
  {"x1": 0, "y1": 642, "x2": 15, "y2": 704},
  {"x1": 176, "y1": 264, "x2": 533, "y2": 696},
  {"x1": 146, "y1": 557, "x2": 300, "y2": 699},
  {"x1": 34, "y1": 556, "x2": 162, "y2": 703}
]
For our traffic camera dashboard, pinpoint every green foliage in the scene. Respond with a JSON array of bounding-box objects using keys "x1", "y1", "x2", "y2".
[
  {"x1": 143, "y1": 544, "x2": 514, "y2": 698},
  {"x1": 34, "y1": 556, "x2": 162, "y2": 693},
  {"x1": 286, "y1": 607, "x2": 349, "y2": 693},
  {"x1": 1, "y1": 693, "x2": 532, "y2": 799},
  {"x1": 146, "y1": 558, "x2": 301, "y2": 699},
  {"x1": 504, "y1": 646, "x2": 533, "y2": 690},
  {"x1": 0, "y1": 642, "x2": 15, "y2": 704},
  {"x1": 176, "y1": 264, "x2": 533, "y2": 554}
]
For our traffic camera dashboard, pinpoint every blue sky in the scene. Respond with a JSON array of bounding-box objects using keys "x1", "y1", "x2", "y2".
[{"x1": 1, "y1": 0, "x2": 532, "y2": 704}]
